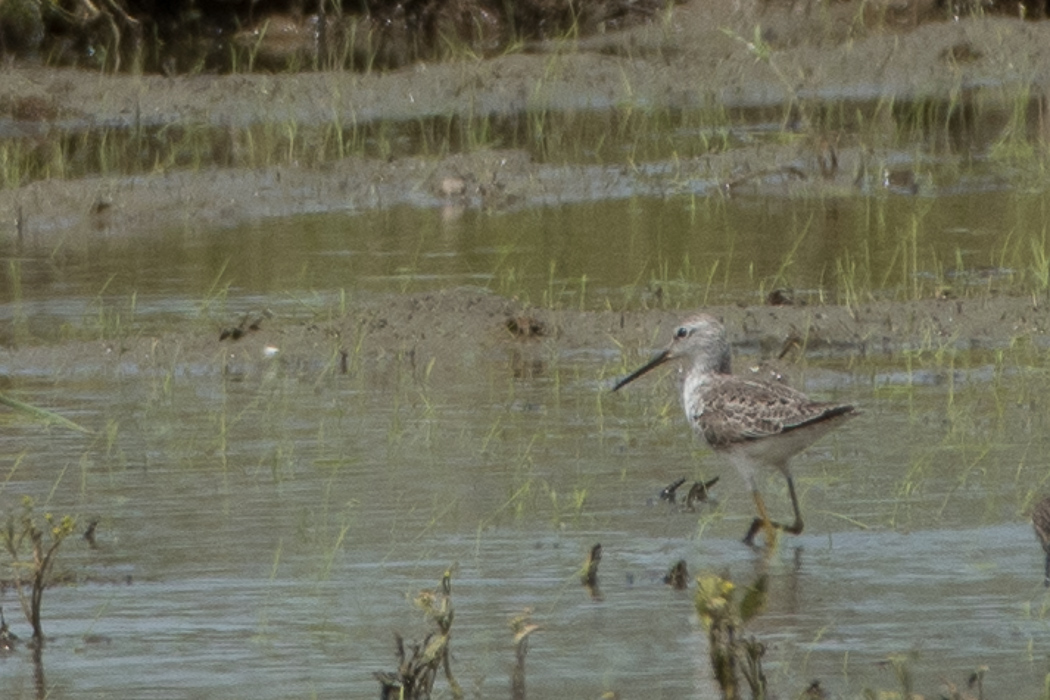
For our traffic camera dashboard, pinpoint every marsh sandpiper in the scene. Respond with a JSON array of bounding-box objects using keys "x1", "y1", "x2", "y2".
[{"x1": 614, "y1": 313, "x2": 858, "y2": 546}]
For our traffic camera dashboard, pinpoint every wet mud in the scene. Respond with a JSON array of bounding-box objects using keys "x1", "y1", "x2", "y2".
[
  {"x1": 3, "y1": 3, "x2": 1050, "y2": 241},
  {"x1": 3, "y1": 1, "x2": 1050, "y2": 366}
]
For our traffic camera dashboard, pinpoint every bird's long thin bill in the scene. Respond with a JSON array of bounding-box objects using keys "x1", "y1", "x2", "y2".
[{"x1": 612, "y1": 349, "x2": 671, "y2": 391}]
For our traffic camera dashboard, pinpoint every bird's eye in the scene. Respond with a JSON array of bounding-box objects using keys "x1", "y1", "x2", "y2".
[{"x1": 675, "y1": 327, "x2": 689, "y2": 339}]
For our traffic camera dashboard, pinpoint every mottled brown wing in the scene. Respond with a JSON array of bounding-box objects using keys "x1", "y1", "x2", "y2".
[{"x1": 693, "y1": 376, "x2": 847, "y2": 447}]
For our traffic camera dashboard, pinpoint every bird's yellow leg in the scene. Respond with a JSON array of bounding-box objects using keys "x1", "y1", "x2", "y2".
[{"x1": 743, "y1": 489, "x2": 778, "y2": 548}]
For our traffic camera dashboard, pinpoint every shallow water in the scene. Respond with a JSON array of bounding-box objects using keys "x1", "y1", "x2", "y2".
[
  {"x1": 1, "y1": 309, "x2": 1050, "y2": 697},
  {"x1": 5, "y1": 95, "x2": 1050, "y2": 698},
  {"x1": 6, "y1": 178, "x2": 1050, "y2": 335}
]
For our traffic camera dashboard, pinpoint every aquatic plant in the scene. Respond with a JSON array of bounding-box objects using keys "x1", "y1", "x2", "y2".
[
  {"x1": 0, "y1": 497, "x2": 77, "y2": 647},
  {"x1": 694, "y1": 572, "x2": 768, "y2": 700},
  {"x1": 374, "y1": 567, "x2": 463, "y2": 700}
]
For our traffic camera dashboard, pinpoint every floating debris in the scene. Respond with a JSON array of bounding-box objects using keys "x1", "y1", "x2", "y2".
[
  {"x1": 509, "y1": 608, "x2": 539, "y2": 700},
  {"x1": 219, "y1": 310, "x2": 272, "y2": 341},
  {"x1": 968, "y1": 665, "x2": 988, "y2": 698},
  {"x1": 580, "y1": 543, "x2": 603, "y2": 600},
  {"x1": 686, "y1": 477, "x2": 720, "y2": 509},
  {"x1": 658, "y1": 477, "x2": 687, "y2": 504},
  {"x1": 83, "y1": 519, "x2": 99, "y2": 548},
  {"x1": 505, "y1": 315, "x2": 545, "y2": 339},
  {"x1": 766, "y1": 288, "x2": 795, "y2": 306},
  {"x1": 882, "y1": 168, "x2": 919, "y2": 195},
  {"x1": 0, "y1": 607, "x2": 17, "y2": 652},
  {"x1": 664, "y1": 560, "x2": 689, "y2": 590},
  {"x1": 803, "y1": 679, "x2": 827, "y2": 698},
  {"x1": 655, "y1": 476, "x2": 719, "y2": 510}
]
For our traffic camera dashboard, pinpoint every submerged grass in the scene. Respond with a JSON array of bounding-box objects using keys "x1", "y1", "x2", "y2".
[
  {"x1": 0, "y1": 393, "x2": 92, "y2": 435},
  {"x1": 12, "y1": 80, "x2": 1050, "y2": 313},
  {"x1": 8, "y1": 282, "x2": 1050, "y2": 694},
  {"x1": 3, "y1": 80, "x2": 1044, "y2": 195},
  {"x1": 0, "y1": 104, "x2": 727, "y2": 189}
]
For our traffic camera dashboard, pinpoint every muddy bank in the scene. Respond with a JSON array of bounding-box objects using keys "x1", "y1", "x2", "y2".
[
  {"x1": 2, "y1": 2, "x2": 1050, "y2": 381},
  {"x1": 3, "y1": 4, "x2": 1050, "y2": 241},
  {"x1": 2, "y1": 289, "x2": 1046, "y2": 395}
]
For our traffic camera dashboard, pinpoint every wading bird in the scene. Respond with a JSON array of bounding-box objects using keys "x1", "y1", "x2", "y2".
[{"x1": 613, "y1": 313, "x2": 858, "y2": 545}]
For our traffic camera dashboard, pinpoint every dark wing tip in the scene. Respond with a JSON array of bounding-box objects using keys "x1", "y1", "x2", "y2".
[
  {"x1": 779, "y1": 402, "x2": 858, "y2": 434},
  {"x1": 827, "y1": 404, "x2": 860, "y2": 419}
]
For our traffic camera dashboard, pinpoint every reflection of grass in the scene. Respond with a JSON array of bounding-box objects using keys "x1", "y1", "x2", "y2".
[
  {"x1": 469, "y1": 191, "x2": 1050, "y2": 311},
  {"x1": 0, "y1": 93, "x2": 739, "y2": 192},
  {"x1": 624, "y1": 254, "x2": 726, "y2": 310},
  {"x1": 989, "y1": 85, "x2": 1037, "y2": 166},
  {"x1": 720, "y1": 25, "x2": 799, "y2": 130},
  {"x1": 8, "y1": 260, "x2": 28, "y2": 346},
  {"x1": 85, "y1": 275, "x2": 137, "y2": 341}
]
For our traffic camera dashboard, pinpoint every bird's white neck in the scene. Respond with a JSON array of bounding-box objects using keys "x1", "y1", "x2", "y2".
[{"x1": 679, "y1": 357, "x2": 728, "y2": 417}]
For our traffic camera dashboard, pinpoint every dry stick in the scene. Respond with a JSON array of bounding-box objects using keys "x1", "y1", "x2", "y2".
[{"x1": 509, "y1": 609, "x2": 539, "y2": 700}]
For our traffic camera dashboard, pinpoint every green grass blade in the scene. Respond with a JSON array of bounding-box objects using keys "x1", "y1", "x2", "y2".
[{"x1": 0, "y1": 392, "x2": 92, "y2": 434}]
